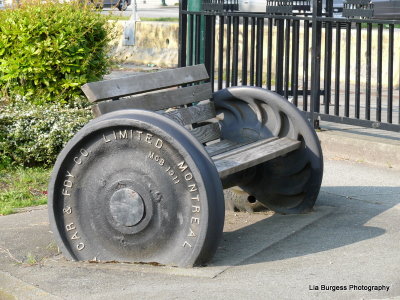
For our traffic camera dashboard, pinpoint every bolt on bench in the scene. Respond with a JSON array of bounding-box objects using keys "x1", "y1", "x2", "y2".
[{"x1": 48, "y1": 64, "x2": 323, "y2": 267}]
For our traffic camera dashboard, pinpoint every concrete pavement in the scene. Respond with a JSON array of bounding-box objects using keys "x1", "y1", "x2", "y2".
[{"x1": 0, "y1": 155, "x2": 399, "y2": 299}]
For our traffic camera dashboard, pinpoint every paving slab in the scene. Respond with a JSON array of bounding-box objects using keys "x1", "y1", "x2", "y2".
[
  {"x1": 0, "y1": 204, "x2": 333, "y2": 278},
  {"x1": 0, "y1": 155, "x2": 399, "y2": 298},
  {"x1": 42, "y1": 206, "x2": 333, "y2": 279},
  {"x1": 0, "y1": 270, "x2": 61, "y2": 300}
]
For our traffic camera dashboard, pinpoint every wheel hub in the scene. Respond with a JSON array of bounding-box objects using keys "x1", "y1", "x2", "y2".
[{"x1": 109, "y1": 188, "x2": 145, "y2": 227}]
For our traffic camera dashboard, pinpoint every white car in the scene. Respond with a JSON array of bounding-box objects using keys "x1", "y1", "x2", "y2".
[{"x1": 0, "y1": 0, "x2": 12, "y2": 9}]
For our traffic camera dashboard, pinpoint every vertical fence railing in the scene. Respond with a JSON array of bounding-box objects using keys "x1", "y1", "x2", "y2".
[{"x1": 179, "y1": 0, "x2": 400, "y2": 132}]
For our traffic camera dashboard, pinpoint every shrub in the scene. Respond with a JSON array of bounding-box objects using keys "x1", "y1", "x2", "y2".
[
  {"x1": 0, "y1": 0, "x2": 111, "y2": 104},
  {"x1": 0, "y1": 100, "x2": 92, "y2": 167}
]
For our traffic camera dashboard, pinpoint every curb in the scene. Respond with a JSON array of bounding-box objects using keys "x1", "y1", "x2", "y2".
[{"x1": 317, "y1": 126, "x2": 400, "y2": 170}]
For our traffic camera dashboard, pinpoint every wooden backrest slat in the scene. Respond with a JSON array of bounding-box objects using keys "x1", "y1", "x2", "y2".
[
  {"x1": 82, "y1": 65, "x2": 209, "y2": 102},
  {"x1": 212, "y1": 137, "x2": 278, "y2": 161},
  {"x1": 189, "y1": 123, "x2": 221, "y2": 144},
  {"x1": 92, "y1": 83, "x2": 212, "y2": 117},
  {"x1": 162, "y1": 102, "x2": 216, "y2": 126}
]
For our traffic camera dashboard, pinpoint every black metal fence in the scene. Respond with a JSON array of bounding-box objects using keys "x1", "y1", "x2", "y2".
[{"x1": 178, "y1": 0, "x2": 400, "y2": 132}]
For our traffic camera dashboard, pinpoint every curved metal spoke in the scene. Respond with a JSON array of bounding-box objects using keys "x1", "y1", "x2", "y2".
[{"x1": 213, "y1": 87, "x2": 323, "y2": 214}]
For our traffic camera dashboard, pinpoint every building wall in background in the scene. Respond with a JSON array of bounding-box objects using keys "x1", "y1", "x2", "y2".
[{"x1": 136, "y1": 0, "x2": 178, "y2": 7}]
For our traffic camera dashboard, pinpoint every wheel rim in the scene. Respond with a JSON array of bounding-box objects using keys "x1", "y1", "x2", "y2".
[
  {"x1": 48, "y1": 110, "x2": 224, "y2": 267},
  {"x1": 213, "y1": 87, "x2": 323, "y2": 214}
]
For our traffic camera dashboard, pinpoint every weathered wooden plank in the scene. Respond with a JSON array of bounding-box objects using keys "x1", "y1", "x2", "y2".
[
  {"x1": 213, "y1": 137, "x2": 301, "y2": 178},
  {"x1": 82, "y1": 65, "x2": 209, "y2": 102},
  {"x1": 190, "y1": 123, "x2": 221, "y2": 144},
  {"x1": 163, "y1": 102, "x2": 216, "y2": 126},
  {"x1": 91, "y1": 83, "x2": 212, "y2": 117},
  {"x1": 205, "y1": 139, "x2": 252, "y2": 157},
  {"x1": 212, "y1": 137, "x2": 278, "y2": 160}
]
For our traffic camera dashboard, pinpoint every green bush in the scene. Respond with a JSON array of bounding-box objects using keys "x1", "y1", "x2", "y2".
[
  {"x1": 0, "y1": 0, "x2": 111, "y2": 104},
  {"x1": 0, "y1": 100, "x2": 92, "y2": 167}
]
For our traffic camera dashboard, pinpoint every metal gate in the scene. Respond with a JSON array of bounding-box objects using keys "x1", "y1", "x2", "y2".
[{"x1": 178, "y1": 0, "x2": 400, "y2": 131}]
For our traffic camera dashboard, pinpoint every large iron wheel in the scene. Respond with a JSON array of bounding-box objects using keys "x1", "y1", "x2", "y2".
[
  {"x1": 48, "y1": 110, "x2": 224, "y2": 267},
  {"x1": 213, "y1": 86, "x2": 323, "y2": 214}
]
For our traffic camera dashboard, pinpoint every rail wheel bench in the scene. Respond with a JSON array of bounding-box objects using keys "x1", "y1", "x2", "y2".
[{"x1": 48, "y1": 64, "x2": 323, "y2": 267}]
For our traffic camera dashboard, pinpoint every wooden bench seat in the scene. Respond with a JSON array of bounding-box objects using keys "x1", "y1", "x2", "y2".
[
  {"x1": 81, "y1": 64, "x2": 300, "y2": 183},
  {"x1": 212, "y1": 137, "x2": 301, "y2": 178}
]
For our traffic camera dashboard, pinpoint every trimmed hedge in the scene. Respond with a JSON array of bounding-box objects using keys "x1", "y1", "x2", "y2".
[
  {"x1": 0, "y1": 0, "x2": 111, "y2": 104},
  {"x1": 0, "y1": 101, "x2": 92, "y2": 167}
]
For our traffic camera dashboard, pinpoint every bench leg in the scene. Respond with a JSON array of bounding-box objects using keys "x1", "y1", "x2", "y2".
[
  {"x1": 213, "y1": 87, "x2": 323, "y2": 214},
  {"x1": 48, "y1": 110, "x2": 224, "y2": 267}
]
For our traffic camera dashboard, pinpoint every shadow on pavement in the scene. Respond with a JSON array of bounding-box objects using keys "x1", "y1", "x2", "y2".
[{"x1": 210, "y1": 185, "x2": 398, "y2": 267}]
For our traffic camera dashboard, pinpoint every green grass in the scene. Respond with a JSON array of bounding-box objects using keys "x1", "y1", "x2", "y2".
[
  {"x1": 106, "y1": 15, "x2": 130, "y2": 21},
  {"x1": 0, "y1": 167, "x2": 50, "y2": 216}
]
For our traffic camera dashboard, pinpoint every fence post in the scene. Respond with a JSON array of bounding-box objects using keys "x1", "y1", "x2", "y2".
[
  {"x1": 187, "y1": 0, "x2": 205, "y2": 65},
  {"x1": 310, "y1": 0, "x2": 322, "y2": 129},
  {"x1": 178, "y1": 0, "x2": 188, "y2": 67},
  {"x1": 275, "y1": 19, "x2": 285, "y2": 95}
]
